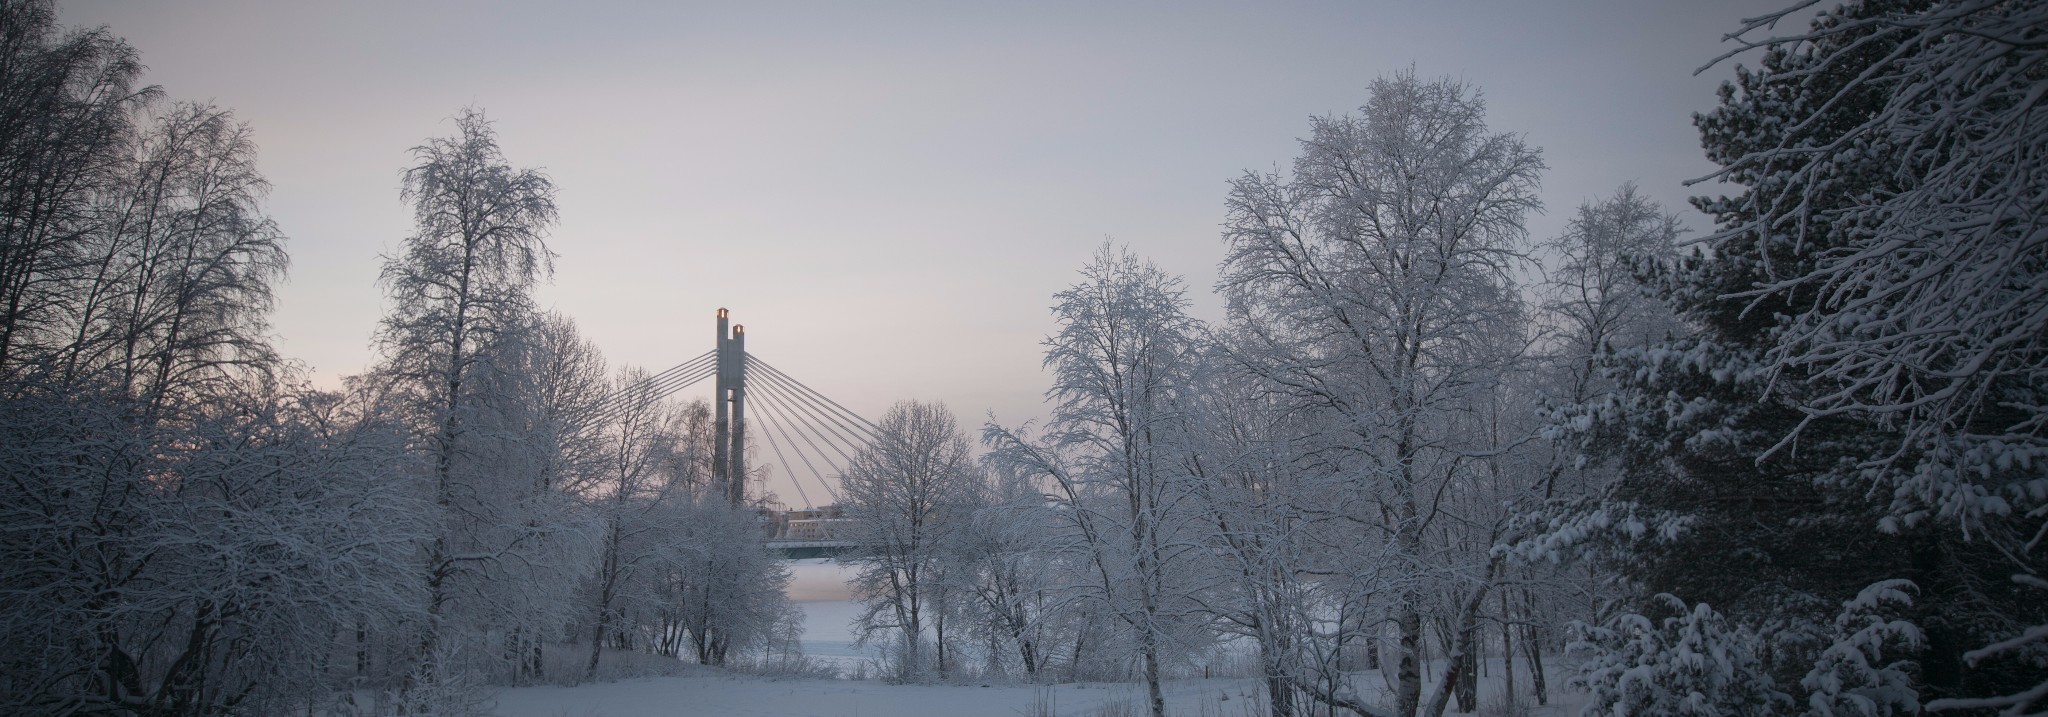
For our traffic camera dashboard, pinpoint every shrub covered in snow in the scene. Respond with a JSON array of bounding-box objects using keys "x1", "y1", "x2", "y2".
[{"x1": 1570, "y1": 594, "x2": 1790, "y2": 717}]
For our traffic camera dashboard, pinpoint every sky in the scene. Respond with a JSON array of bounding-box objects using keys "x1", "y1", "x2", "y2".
[{"x1": 63, "y1": 0, "x2": 1785, "y2": 506}]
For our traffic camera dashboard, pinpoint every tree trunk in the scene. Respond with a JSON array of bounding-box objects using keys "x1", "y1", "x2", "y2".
[
  {"x1": 1142, "y1": 635, "x2": 1166, "y2": 717},
  {"x1": 1500, "y1": 591, "x2": 1515, "y2": 705},
  {"x1": 1521, "y1": 590, "x2": 1547, "y2": 705},
  {"x1": 1425, "y1": 572, "x2": 1499, "y2": 717},
  {"x1": 1012, "y1": 604, "x2": 1039, "y2": 677},
  {"x1": 935, "y1": 608, "x2": 949, "y2": 679},
  {"x1": 1396, "y1": 603, "x2": 1423, "y2": 717},
  {"x1": 588, "y1": 524, "x2": 621, "y2": 678},
  {"x1": 1260, "y1": 618, "x2": 1295, "y2": 717},
  {"x1": 1395, "y1": 424, "x2": 1426, "y2": 717},
  {"x1": 1366, "y1": 622, "x2": 1381, "y2": 671},
  {"x1": 1069, "y1": 618, "x2": 1088, "y2": 682},
  {"x1": 1454, "y1": 623, "x2": 1478, "y2": 713},
  {"x1": 587, "y1": 613, "x2": 608, "y2": 677}
]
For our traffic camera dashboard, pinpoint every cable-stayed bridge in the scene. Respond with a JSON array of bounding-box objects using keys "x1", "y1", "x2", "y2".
[{"x1": 595, "y1": 309, "x2": 869, "y2": 557}]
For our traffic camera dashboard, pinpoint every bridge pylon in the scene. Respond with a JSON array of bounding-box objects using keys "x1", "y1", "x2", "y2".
[{"x1": 712, "y1": 308, "x2": 747, "y2": 505}]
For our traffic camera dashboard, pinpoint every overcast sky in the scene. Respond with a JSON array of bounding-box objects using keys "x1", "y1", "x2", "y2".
[{"x1": 64, "y1": 0, "x2": 1782, "y2": 505}]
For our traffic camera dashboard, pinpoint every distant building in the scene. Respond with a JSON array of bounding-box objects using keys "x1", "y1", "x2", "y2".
[{"x1": 764, "y1": 504, "x2": 849, "y2": 540}]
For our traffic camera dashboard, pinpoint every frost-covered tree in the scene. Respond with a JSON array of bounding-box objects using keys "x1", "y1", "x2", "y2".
[
  {"x1": 69, "y1": 102, "x2": 287, "y2": 418},
  {"x1": 1221, "y1": 69, "x2": 1543, "y2": 717},
  {"x1": 1700, "y1": 0, "x2": 2048, "y2": 482},
  {"x1": 0, "y1": 0, "x2": 153, "y2": 376},
  {"x1": 583, "y1": 366, "x2": 680, "y2": 677},
  {"x1": 1569, "y1": 594, "x2": 1792, "y2": 717},
  {"x1": 1176, "y1": 345, "x2": 1329, "y2": 717},
  {"x1": 1694, "y1": 5, "x2": 2048, "y2": 708},
  {"x1": 1539, "y1": 182, "x2": 1685, "y2": 414},
  {"x1": 660, "y1": 496, "x2": 791, "y2": 667},
  {"x1": 947, "y1": 460, "x2": 1063, "y2": 679},
  {"x1": 0, "y1": 18, "x2": 428, "y2": 708},
  {"x1": 1498, "y1": 184, "x2": 1693, "y2": 707},
  {"x1": 0, "y1": 381, "x2": 431, "y2": 716},
  {"x1": 372, "y1": 106, "x2": 562, "y2": 688},
  {"x1": 987, "y1": 243, "x2": 1212, "y2": 717},
  {"x1": 476, "y1": 311, "x2": 607, "y2": 682},
  {"x1": 1536, "y1": 1, "x2": 2047, "y2": 711},
  {"x1": 843, "y1": 399, "x2": 978, "y2": 681}
]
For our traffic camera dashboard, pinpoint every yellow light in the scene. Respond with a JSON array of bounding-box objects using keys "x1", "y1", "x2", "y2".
[{"x1": 717, "y1": 308, "x2": 728, "y2": 318}]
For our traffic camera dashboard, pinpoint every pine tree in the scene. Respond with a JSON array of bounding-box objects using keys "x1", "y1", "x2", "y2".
[{"x1": 1546, "y1": 0, "x2": 2047, "y2": 709}]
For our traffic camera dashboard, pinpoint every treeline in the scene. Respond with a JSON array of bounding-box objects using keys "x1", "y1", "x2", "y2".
[
  {"x1": 0, "y1": 2, "x2": 790, "y2": 714},
  {"x1": 835, "y1": 2, "x2": 2046, "y2": 716}
]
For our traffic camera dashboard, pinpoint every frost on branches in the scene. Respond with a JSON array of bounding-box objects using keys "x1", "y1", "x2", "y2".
[
  {"x1": 1799, "y1": 581, "x2": 1921, "y2": 717},
  {"x1": 1686, "y1": 0, "x2": 2046, "y2": 711},
  {"x1": 1540, "y1": 1, "x2": 2046, "y2": 714},
  {"x1": 1698, "y1": 4, "x2": 2048, "y2": 521},
  {"x1": 1570, "y1": 594, "x2": 1789, "y2": 717},
  {"x1": 1570, "y1": 582, "x2": 1922, "y2": 717}
]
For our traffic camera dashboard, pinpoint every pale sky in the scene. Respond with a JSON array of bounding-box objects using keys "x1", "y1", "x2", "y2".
[{"x1": 64, "y1": 0, "x2": 1781, "y2": 505}]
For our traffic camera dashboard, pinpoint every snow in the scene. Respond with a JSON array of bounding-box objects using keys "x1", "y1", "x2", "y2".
[
  {"x1": 785, "y1": 559, "x2": 879, "y2": 666},
  {"x1": 488, "y1": 669, "x2": 1587, "y2": 717},
  {"x1": 490, "y1": 671, "x2": 1265, "y2": 717}
]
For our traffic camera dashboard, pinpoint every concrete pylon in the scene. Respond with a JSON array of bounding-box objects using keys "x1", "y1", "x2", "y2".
[
  {"x1": 729, "y1": 323, "x2": 746, "y2": 506},
  {"x1": 711, "y1": 308, "x2": 747, "y2": 506}
]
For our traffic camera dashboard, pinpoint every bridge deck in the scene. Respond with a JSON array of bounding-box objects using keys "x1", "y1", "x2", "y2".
[{"x1": 765, "y1": 539, "x2": 856, "y2": 550}]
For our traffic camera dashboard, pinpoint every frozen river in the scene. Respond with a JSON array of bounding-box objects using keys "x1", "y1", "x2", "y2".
[{"x1": 784, "y1": 558, "x2": 877, "y2": 667}]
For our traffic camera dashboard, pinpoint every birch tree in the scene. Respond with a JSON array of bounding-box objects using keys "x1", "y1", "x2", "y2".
[
  {"x1": 987, "y1": 243, "x2": 1211, "y2": 717},
  {"x1": 948, "y1": 461, "x2": 1062, "y2": 679},
  {"x1": 0, "y1": 0, "x2": 152, "y2": 376},
  {"x1": 662, "y1": 496, "x2": 791, "y2": 667},
  {"x1": 64, "y1": 102, "x2": 286, "y2": 415},
  {"x1": 1221, "y1": 70, "x2": 1542, "y2": 717},
  {"x1": 843, "y1": 399, "x2": 977, "y2": 681},
  {"x1": 0, "y1": 24, "x2": 430, "y2": 706},
  {"x1": 584, "y1": 366, "x2": 680, "y2": 677},
  {"x1": 1539, "y1": 182, "x2": 1684, "y2": 413},
  {"x1": 373, "y1": 107, "x2": 559, "y2": 688},
  {"x1": 1178, "y1": 345, "x2": 1326, "y2": 717}
]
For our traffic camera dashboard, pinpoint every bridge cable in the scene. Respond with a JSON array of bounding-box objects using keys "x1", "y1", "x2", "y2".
[
  {"x1": 746, "y1": 381, "x2": 838, "y2": 507},
  {"x1": 749, "y1": 360, "x2": 884, "y2": 450},
  {"x1": 751, "y1": 380, "x2": 859, "y2": 477},
  {"x1": 747, "y1": 370, "x2": 873, "y2": 474},
  {"x1": 748, "y1": 368, "x2": 870, "y2": 453},
  {"x1": 592, "y1": 363, "x2": 716, "y2": 426},
  {"x1": 746, "y1": 355, "x2": 883, "y2": 435},
  {"x1": 609, "y1": 349, "x2": 715, "y2": 401},
  {"x1": 756, "y1": 371, "x2": 882, "y2": 449},
  {"x1": 638, "y1": 361, "x2": 716, "y2": 403},
  {"x1": 745, "y1": 378, "x2": 850, "y2": 503},
  {"x1": 745, "y1": 358, "x2": 882, "y2": 447},
  {"x1": 748, "y1": 396, "x2": 817, "y2": 509},
  {"x1": 593, "y1": 350, "x2": 716, "y2": 421},
  {"x1": 637, "y1": 352, "x2": 718, "y2": 398}
]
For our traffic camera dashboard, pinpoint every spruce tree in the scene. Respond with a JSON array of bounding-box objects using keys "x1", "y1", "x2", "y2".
[{"x1": 1548, "y1": 0, "x2": 2046, "y2": 708}]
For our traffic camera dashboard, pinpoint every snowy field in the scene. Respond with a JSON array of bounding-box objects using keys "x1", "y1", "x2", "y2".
[
  {"x1": 486, "y1": 668, "x2": 1587, "y2": 717},
  {"x1": 518, "y1": 558, "x2": 1582, "y2": 717},
  {"x1": 490, "y1": 671, "x2": 1254, "y2": 717},
  {"x1": 511, "y1": 556, "x2": 1574, "y2": 717}
]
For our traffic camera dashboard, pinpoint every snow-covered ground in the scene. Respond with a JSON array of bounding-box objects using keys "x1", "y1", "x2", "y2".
[
  {"x1": 492, "y1": 670, "x2": 1273, "y2": 717},
  {"x1": 487, "y1": 668, "x2": 1586, "y2": 717},
  {"x1": 562, "y1": 558, "x2": 1585, "y2": 717}
]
